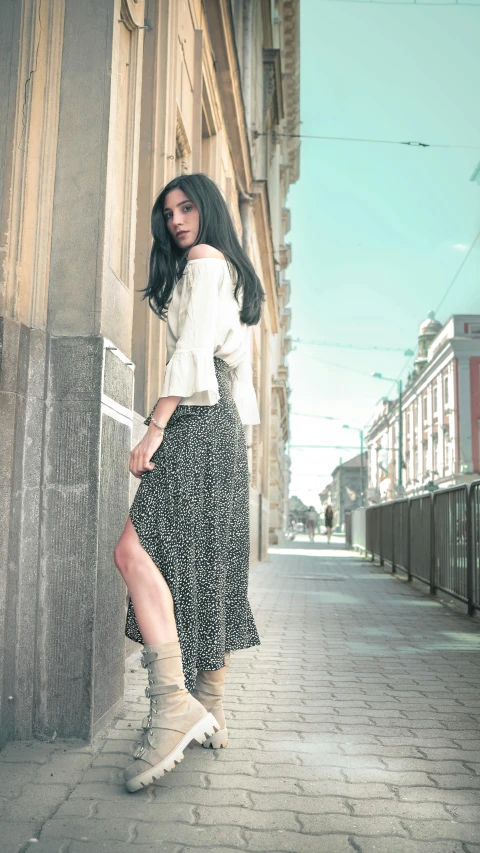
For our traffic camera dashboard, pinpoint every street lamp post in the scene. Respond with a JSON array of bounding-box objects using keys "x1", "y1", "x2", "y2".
[
  {"x1": 342, "y1": 423, "x2": 365, "y2": 506},
  {"x1": 292, "y1": 412, "x2": 367, "y2": 506},
  {"x1": 371, "y1": 373, "x2": 404, "y2": 494}
]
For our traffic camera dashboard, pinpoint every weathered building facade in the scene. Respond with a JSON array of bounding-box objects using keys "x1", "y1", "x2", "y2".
[
  {"x1": 329, "y1": 452, "x2": 368, "y2": 531},
  {"x1": 367, "y1": 314, "x2": 480, "y2": 502},
  {"x1": 0, "y1": 0, "x2": 299, "y2": 746}
]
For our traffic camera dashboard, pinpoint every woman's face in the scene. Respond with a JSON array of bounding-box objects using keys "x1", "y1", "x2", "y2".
[{"x1": 163, "y1": 189, "x2": 200, "y2": 249}]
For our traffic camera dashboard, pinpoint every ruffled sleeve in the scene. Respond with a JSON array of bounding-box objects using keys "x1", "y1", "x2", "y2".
[
  {"x1": 159, "y1": 259, "x2": 221, "y2": 406},
  {"x1": 230, "y1": 348, "x2": 260, "y2": 425}
]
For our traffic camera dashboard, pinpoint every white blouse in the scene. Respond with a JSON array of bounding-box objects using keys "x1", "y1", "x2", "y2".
[{"x1": 159, "y1": 258, "x2": 260, "y2": 425}]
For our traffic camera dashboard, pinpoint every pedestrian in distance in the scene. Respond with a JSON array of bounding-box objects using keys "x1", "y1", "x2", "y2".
[
  {"x1": 305, "y1": 506, "x2": 317, "y2": 541},
  {"x1": 113, "y1": 173, "x2": 264, "y2": 793},
  {"x1": 324, "y1": 504, "x2": 334, "y2": 543}
]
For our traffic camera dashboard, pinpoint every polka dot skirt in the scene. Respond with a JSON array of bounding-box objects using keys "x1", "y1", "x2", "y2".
[{"x1": 125, "y1": 357, "x2": 260, "y2": 692}]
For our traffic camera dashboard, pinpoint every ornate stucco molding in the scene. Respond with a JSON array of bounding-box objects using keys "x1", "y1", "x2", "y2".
[
  {"x1": 282, "y1": 0, "x2": 300, "y2": 183},
  {"x1": 252, "y1": 180, "x2": 279, "y2": 335},
  {"x1": 120, "y1": 0, "x2": 145, "y2": 30},
  {"x1": 203, "y1": 0, "x2": 253, "y2": 194}
]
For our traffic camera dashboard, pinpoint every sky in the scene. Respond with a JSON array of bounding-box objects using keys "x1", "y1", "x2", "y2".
[{"x1": 286, "y1": 0, "x2": 480, "y2": 508}]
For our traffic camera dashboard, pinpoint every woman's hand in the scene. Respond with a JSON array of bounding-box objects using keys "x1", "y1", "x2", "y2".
[{"x1": 129, "y1": 425, "x2": 165, "y2": 479}]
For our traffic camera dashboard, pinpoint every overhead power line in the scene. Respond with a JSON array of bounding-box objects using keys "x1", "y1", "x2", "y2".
[
  {"x1": 292, "y1": 336, "x2": 413, "y2": 354},
  {"x1": 290, "y1": 444, "x2": 362, "y2": 450},
  {"x1": 435, "y1": 227, "x2": 480, "y2": 314},
  {"x1": 254, "y1": 130, "x2": 480, "y2": 150},
  {"x1": 297, "y1": 352, "x2": 379, "y2": 377},
  {"x1": 317, "y1": 0, "x2": 480, "y2": 5}
]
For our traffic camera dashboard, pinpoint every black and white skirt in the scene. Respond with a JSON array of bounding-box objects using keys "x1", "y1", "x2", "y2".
[{"x1": 125, "y1": 357, "x2": 260, "y2": 692}]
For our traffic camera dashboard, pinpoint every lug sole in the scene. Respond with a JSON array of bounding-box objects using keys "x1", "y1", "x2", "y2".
[
  {"x1": 202, "y1": 726, "x2": 228, "y2": 749},
  {"x1": 125, "y1": 712, "x2": 219, "y2": 793}
]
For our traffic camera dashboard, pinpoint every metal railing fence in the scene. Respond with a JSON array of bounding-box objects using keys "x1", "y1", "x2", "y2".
[
  {"x1": 472, "y1": 481, "x2": 480, "y2": 608},
  {"x1": 409, "y1": 494, "x2": 431, "y2": 585},
  {"x1": 351, "y1": 506, "x2": 366, "y2": 551},
  {"x1": 346, "y1": 479, "x2": 480, "y2": 616}
]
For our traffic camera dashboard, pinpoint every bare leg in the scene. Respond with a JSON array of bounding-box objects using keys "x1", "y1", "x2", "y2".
[{"x1": 114, "y1": 517, "x2": 178, "y2": 644}]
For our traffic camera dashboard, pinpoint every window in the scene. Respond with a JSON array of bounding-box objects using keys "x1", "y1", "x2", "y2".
[
  {"x1": 444, "y1": 374, "x2": 449, "y2": 407},
  {"x1": 423, "y1": 395, "x2": 428, "y2": 422},
  {"x1": 175, "y1": 109, "x2": 191, "y2": 177},
  {"x1": 433, "y1": 435, "x2": 439, "y2": 476},
  {"x1": 422, "y1": 440, "x2": 428, "y2": 477},
  {"x1": 443, "y1": 428, "x2": 450, "y2": 474},
  {"x1": 433, "y1": 385, "x2": 438, "y2": 416}
]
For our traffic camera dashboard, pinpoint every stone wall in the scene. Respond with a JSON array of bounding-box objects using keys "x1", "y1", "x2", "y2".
[
  {"x1": 0, "y1": 323, "x2": 134, "y2": 746},
  {"x1": 0, "y1": 0, "x2": 300, "y2": 746}
]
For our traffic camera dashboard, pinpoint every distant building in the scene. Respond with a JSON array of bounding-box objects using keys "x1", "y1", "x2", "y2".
[
  {"x1": 319, "y1": 482, "x2": 333, "y2": 507},
  {"x1": 367, "y1": 313, "x2": 480, "y2": 501},
  {"x1": 330, "y1": 453, "x2": 368, "y2": 530}
]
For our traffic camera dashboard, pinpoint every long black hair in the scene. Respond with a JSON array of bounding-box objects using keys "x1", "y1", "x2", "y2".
[{"x1": 142, "y1": 173, "x2": 265, "y2": 326}]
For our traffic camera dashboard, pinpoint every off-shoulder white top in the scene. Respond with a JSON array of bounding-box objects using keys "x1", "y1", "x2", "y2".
[{"x1": 159, "y1": 257, "x2": 260, "y2": 425}]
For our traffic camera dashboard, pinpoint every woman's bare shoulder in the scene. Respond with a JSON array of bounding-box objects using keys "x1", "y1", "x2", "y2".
[{"x1": 187, "y1": 244, "x2": 225, "y2": 261}]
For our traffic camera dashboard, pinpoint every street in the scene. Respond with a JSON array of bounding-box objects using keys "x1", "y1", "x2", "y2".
[{"x1": 1, "y1": 539, "x2": 480, "y2": 853}]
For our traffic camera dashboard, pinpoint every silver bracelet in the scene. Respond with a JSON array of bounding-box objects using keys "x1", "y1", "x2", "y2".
[{"x1": 151, "y1": 416, "x2": 167, "y2": 431}]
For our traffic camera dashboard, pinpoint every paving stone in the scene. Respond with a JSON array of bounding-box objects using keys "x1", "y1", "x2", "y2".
[
  {"x1": 0, "y1": 762, "x2": 37, "y2": 797},
  {"x1": 58, "y1": 798, "x2": 197, "y2": 823},
  {"x1": 381, "y1": 758, "x2": 476, "y2": 774},
  {"x1": 242, "y1": 830, "x2": 353, "y2": 852},
  {"x1": 342, "y1": 768, "x2": 436, "y2": 785},
  {"x1": 429, "y1": 775, "x2": 480, "y2": 789},
  {"x1": 91, "y1": 753, "x2": 129, "y2": 768},
  {"x1": 442, "y1": 804, "x2": 480, "y2": 822},
  {"x1": 33, "y1": 751, "x2": 95, "y2": 784},
  {"x1": 134, "y1": 823, "x2": 246, "y2": 847},
  {"x1": 0, "y1": 821, "x2": 42, "y2": 853},
  {"x1": 1, "y1": 783, "x2": 71, "y2": 821},
  {"x1": 404, "y1": 819, "x2": 480, "y2": 842},
  {"x1": 255, "y1": 763, "x2": 345, "y2": 781},
  {"x1": 194, "y1": 805, "x2": 297, "y2": 830},
  {"x1": 0, "y1": 742, "x2": 55, "y2": 764},
  {"x1": 40, "y1": 817, "x2": 133, "y2": 842},
  {"x1": 81, "y1": 766, "x2": 124, "y2": 783},
  {"x1": 300, "y1": 814, "x2": 408, "y2": 836},
  {"x1": 354, "y1": 837, "x2": 468, "y2": 852},
  {"x1": 348, "y1": 798, "x2": 451, "y2": 819},
  {"x1": 206, "y1": 774, "x2": 301, "y2": 794},
  {"x1": 396, "y1": 786, "x2": 480, "y2": 804},
  {"x1": 249, "y1": 792, "x2": 349, "y2": 814},
  {"x1": 31, "y1": 843, "x2": 182, "y2": 853}
]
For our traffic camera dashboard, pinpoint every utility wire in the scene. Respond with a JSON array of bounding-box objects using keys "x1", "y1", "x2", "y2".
[
  {"x1": 292, "y1": 336, "x2": 413, "y2": 354},
  {"x1": 297, "y1": 352, "x2": 379, "y2": 377},
  {"x1": 435, "y1": 227, "x2": 480, "y2": 314},
  {"x1": 317, "y1": 0, "x2": 480, "y2": 5},
  {"x1": 254, "y1": 130, "x2": 480, "y2": 150},
  {"x1": 291, "y1": 444, "x2": 362, "y2": 450}
]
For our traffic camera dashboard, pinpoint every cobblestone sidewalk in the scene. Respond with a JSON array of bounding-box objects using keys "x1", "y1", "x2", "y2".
[{"x1": 1, "y1": 539, "x2": 480, "y2": 853}]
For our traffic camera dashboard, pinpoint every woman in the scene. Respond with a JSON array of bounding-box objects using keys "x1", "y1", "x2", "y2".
[
  {"x1": 305, "y1": 506, "x2": 316, "y2": 541},
  {"x1": 114, "y1": 174, "x2": 264, "y2": 793},
  {"x1": 324, "y1": 504, "x2": 334, "y2": 543}
]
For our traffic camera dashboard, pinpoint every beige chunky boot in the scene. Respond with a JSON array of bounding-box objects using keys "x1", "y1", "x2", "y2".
[
  {"x1": 192, "y1": 652, "x2": 230, "y2": 749},
  {"x1": 124, "y1": 642, "x2": 219, "y2": 792}
]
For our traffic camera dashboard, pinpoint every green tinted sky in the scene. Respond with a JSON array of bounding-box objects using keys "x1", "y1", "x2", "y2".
[{"x1": 287, "y1": 0, "x2": 480, "y2": 507}]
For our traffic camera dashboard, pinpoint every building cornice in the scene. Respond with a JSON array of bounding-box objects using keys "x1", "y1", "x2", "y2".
[
  {"x1": 272, "y1": 380, "x2": 290, "y2": 442},
  {"x1": 253, "y1": 179, "x2": 279, "y2": 334},
  {"x1": 282, "y1": 0, "x2": 300, "y2": 183},
  {"x1": 204, "y1": 0, "x2": 253, "y2": 194}
]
